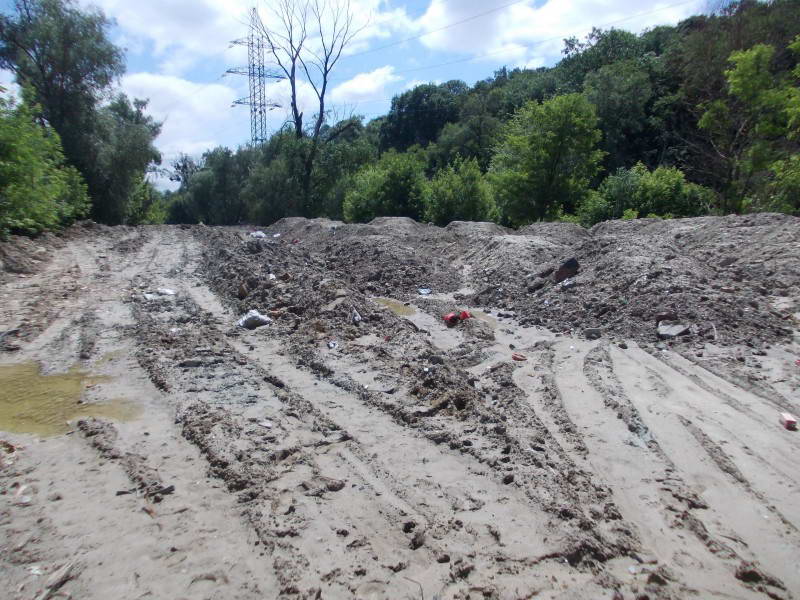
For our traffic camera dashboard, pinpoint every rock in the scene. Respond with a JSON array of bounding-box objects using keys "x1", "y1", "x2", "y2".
[
  {"x1": 654, "y1": 310, "x2": 678, "y2": 324},
  {"x1": 237, "y1": 283, "x2": 249, "y2": 299},
  {"x1": 502, "y1": 473, "x2": 515, "y2": 484},
  {"x1": 618, "y1": 341, "x2": 628, "y2": 349},
  {"x1": 237, "y1": 310, "x2": 272, "y2": 330},
  {"x1": 410, "y1": 530, "x2": 426, "y2": 550},
  {"x1": 585, "y1": 328, "x2": 602, "y2": 340},
  {"x1": 528, "y1": 279, "x2": 546, "y2": 293},
  {"x1": 554, "y1": 258, "x2": 579, "y2": 283},
  {"x1": 657, "y1": 320, "x2": 690, "y2": 339},
  {"x1": 538, "y1": 267, "x2": 554, "y2": 278}
]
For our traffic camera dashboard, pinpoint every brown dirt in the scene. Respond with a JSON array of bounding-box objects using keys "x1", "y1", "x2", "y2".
[{"x1": 1, "y1": 216, "x2": 799, "y2": 600}]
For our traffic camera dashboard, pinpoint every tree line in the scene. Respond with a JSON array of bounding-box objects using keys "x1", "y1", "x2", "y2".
[{"x1": 1, "y1": 0, "x2": 799, "y2": 238}]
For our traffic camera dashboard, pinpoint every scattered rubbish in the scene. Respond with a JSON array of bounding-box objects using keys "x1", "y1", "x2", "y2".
[
  {"x1": 156, "y1": 288, "x2": 176, "y2": 296},
  {"x1": 292, "y1": 238, "x2": 300, "y2": 244},
  {"x1": 559, "y1": 278, "x2": 577, "y2": 290},
  {"x1": 657, "y1": 320, "x2": 690, "y2": 339},
  {"x1": 418, "y1": 288, "x2": 432, "y2": 296},
  {"x1": 249, "y1": 231, "x2": 267, "y2": 238},
  {"x1": 237, "y1": 310, "x2": 272, "y2": 330},
  {"x1": 27, "y1": 565, "x2": 44, "y2": 576},
  {"x1": 511, "y1": 353, "x2": 528, "y2": 361},
  {"x1": 459, "y1": 310, "x2": 472, "y2": 321},
  {"x1": 796, "y1": 359, "x2": 800, "y2": 367},
  {"x1": 258, "y1": 420, "x2": 273, "y2": 429},
  {"x1": 779, "y1": 412, "x2": 797, "y2": 431},
  {"x1": 327, "y1": 340, "x2": 339, "y2": 349},
  {"x1": 143, "y1": 293, "x2": 158, "y2": 301},
  {"x1": 443, "y1": 312, "x2": 460, "y2": 326},
  {"x1": 351, "y1": 308, "x2": 362, "y2": 323},
  {"x1": 272, "y1": 233, "x2": 281, "y2": 238},
  {"x1": 268, "y1": 273, "x2": 277, "y2": 280}
]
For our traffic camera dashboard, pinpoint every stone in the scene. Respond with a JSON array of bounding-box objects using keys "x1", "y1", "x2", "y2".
[
  {"x1": 657, "y1": 320, "x2": 690, "y2": 339},
  {"x1": 554, "y1": 258, "x2": 579, "y2": 283},
  {"x1": 585, "y1": 328, "x2": 602, "y2": 340}
]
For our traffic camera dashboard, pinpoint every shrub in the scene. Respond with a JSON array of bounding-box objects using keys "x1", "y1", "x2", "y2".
[
  {"x1": 0, "y1": 91, "x2": 89, "y2": 236},
  {"x1": 423, "y1": 157, "x2": 496, "y2": 225},
  {"x1": 343, "y1": 151, "x2": 427, "y2": 222}
]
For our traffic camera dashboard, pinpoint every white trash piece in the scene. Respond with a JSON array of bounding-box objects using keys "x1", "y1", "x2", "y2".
[
  {"x1": 237, "y1": 309, "x2": 273, "y2": 330},
  {"x1": 157, "y1": 288, "x2": 176, "y2": 296},
  {"x1": 250, "y1": 231, "x2": 267, "y2": 238}
]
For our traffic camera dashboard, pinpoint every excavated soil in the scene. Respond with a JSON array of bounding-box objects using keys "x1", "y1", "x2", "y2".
[{"x1": 1, "y1": 215, "x2": 799, "y2": 600}]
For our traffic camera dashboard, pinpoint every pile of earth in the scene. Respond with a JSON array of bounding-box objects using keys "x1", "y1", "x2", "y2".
[{"x1": 198, "y1": 213, "x2": 799, "y2": 349}]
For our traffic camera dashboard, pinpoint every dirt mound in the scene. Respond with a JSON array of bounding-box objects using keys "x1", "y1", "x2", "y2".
[{"x1": 445, "y1": 220, "x2": 512, "y2": 236}]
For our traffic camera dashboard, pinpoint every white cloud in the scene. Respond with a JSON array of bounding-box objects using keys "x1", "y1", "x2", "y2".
[
  {"x1": 0, "y1": 69, "x2": 20, "y2": 99},
  {"x1": 416, "y1": 0, "x2": 705, "y2": 66},
  {"x1": 330, "y1": 66, "x2": 402, "y2": 104},
  {"x1": 121, "y1": 72, "x2": 245, "y2": 160}
]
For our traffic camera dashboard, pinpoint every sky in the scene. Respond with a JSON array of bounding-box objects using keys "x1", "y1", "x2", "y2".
[{"x1": 1, "y1": 0, "x2": 708, "y2": 184}]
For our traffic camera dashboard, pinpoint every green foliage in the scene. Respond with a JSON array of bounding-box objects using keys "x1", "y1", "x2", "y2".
[
  {"x1": 379, "y1": 81, "x2": 468, "y2": 152},
  {"x1": 423, "y1": 157, "x2": 496, "y2": 226},
  {"x1": 126, "y1": 178, "x2": 167, "y2": 225},
  {"x1": 343, "y1": 152, "x2": 427, "y2": 223},
  {"x1": 489, "y1": 94, "x2": 604, "y2": 226},
  {"x1": 621, "y1": 208, "x2": 639, "y2": 220},
  {"x1": 577, "y1": 163, "x2": 714, "y2": 227},
  {"x1": 1, "y1": 0, "x2": 161, "y2": 224},
  {"x1": 0, "y1": 91, "x2": 89, "y2": 236}
]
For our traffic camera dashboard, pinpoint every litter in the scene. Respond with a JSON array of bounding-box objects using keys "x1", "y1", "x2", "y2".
[
  {"x1": 511, "y1": 353, "x2": 528, "y2": 361},
  {"x1": 327, "y1": 340, "x2": 339, "y2": 349},
  {"x1": 258, "y1": 421, "x2": 273, "y2": 429},
  {"x1": 268, "y1": 273, "x2": 277, "y2": 280},
  {"x1": 418, "y1": 288, "x2": 432, "y2": 296},
  {"x1": 272, "y1": 233, "x2": 281, "y2": 238},
  {"x1": 249, "y1": 231, "x2": 267, "y2": 238},
  {"x1": 352, "y1": 308, "x2": 362, "y2": 323},
  {"x1": 779, "y1": 412, "x2": 797, "y2": 431},
  {"x1": 443, "y1": 310, "x2": 472, "y2": 326},
  {"x1": 156, "y1": 288, "x2": 176, "y2": 296},
  {"x1": 237, "y1": 309, "x2": 273, "y2": 330},
  {"x1": 292, "y1": 238, "x2": 300, "y2": 244}
]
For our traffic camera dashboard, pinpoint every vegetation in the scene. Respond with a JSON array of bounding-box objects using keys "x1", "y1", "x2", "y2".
[{"x1": 2, "y1": 0, "x2": 800, "y2": 235}]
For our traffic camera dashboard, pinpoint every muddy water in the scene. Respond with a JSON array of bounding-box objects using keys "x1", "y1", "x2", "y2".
[
  {"x1": 0, "y1": 362, "x2": 140, "y2": 437},
  {"x1": 471, "y1": 310, "x2": 498, "y2": 328},
  {"x1": 373, "y1": 297, "x2": 416, "y2": 316}
]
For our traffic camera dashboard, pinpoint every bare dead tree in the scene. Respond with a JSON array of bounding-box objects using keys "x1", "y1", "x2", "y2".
[{"x1": 255, "y1": 0, "x2": 364, "y2": 213}]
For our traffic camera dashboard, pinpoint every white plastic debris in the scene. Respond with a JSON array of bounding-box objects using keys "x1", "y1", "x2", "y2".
[
  {"x1": 268, "y1": 273, "x2": 277, "y2": 281},
  {"x1": 327, "y1": 340, "x2": 339, "y2": 349},
  {"x1": 249, "y1": 231, "x2": 267, "y2": 238},
  {"x1": 272, "y1": 233, "x2": 281, "y2": 238},
  {"x1": 156, "y1": 288, "x2": 176, "y2": 296},
  {"x1": 143, "y1": 293, "x2": 158, "y2": 300},
  {"x1": 418, "y1": 288, "x2": 432, "y2": 295},
  {"x1": 237, "y1": 309, "x2": 273, "y2": 330},
  {"x1": 258, "y1": 420, "x2": 273, "y2": 429}
]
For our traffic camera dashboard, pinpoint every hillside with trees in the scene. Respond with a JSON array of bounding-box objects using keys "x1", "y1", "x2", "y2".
[{"x1": 1, "y1": 0, "x2": 799, "y2": 236}]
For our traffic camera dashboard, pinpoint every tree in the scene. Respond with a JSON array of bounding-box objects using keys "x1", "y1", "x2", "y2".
[
  {"x1": 379, "y1": 81, "x2": 468, "y2": 152},
  {"x1": 256, "y1": 0, "x2": 361, "y2": 213},
  {"x1": 0, "y1": 0, "x2": 161, "y2": 224},
  {"x1": 343, "y1": 151, "x2": 427, "y2": 222},
  {"x1": 0, "y1": 88, "x2": 88, "y2": 235},
  {"x1": 423, "y1": 157, "x2": 495, "y2": 226},
  {"x1": 88, "y1": 95, "x2": 161, "y2": 224},
  {"x1": 584, "y1": 59, "x2": 654, "y2": 170},
  {"x1": 489, "y1": 94, "x2": 604, "y2": 225}
]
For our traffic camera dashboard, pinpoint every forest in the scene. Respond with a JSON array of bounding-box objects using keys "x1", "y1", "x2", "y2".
[{"x1": 1, "y1": 0, "x2": 799, "y2": 236}]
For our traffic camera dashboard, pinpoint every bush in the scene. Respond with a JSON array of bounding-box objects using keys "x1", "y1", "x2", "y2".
[
  {"x1": 423, "y1": 157, "x2": 496, "y2": 225},
  {"x1": 578, "y1": 163, "x2": 714, "y2": 226},
  {"x1": 0, "y1": 91, "x2": 89, "y2": 236},
  {"x1": 343, "y1": 152, "x2": 427, "y2": 222}
]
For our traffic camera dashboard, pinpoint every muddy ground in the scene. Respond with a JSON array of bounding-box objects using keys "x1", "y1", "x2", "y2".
[{"x1": 1, "y1": 215, "x2": 799, "y2": 600}]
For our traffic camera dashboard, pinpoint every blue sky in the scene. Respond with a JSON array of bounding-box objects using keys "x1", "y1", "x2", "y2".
[{"x1": 1, "y1": 0, "x2": 706, "y2": 180}]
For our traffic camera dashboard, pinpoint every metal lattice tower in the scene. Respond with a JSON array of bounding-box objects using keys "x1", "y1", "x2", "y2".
[{"x1": 228, "y1": 8, "x2": 280, "y2": 145}]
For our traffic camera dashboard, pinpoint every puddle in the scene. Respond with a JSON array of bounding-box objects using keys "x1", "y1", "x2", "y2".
[
  {"x1": 0, "y1": 362, "x2": 141, "y2": 437},
  {"x1": 373, "y1": 298, "x2": 416, "y2": 317},
  {"x1": 471, "y1": 310, "x2": 498, "y2": 329}
]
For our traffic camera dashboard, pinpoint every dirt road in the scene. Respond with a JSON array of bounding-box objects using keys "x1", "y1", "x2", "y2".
[{"x1": 1, "y1": 217, "x2": 799, "y2": 599}]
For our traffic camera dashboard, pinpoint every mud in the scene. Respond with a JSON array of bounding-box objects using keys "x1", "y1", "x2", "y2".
[{"x1": 1, "y1": 216, "x2": 799, "y2": 599}]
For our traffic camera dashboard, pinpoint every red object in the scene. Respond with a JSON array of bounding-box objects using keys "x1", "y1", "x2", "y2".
[
  {"x1": 292, "y1": 238, "x2": 300, "y2": 244},
  {"x1": 459, "y1": 310, "x2": 472, "y2": 321},
  {"x1": 443, "y1": 312, "x2": 460, "y2": 326},
  {"x1": 511, "y1": 353, "x2": 528, "y2": 362},
  {"x1": 795, "y1": 359, "x2": 800, "y2": 367},
  {"x1": 780, "y1": 412, "x2": 797, "y2": 431},
  {"x1": 384, "y1": 336, "x2": 391, "y2": 342}
]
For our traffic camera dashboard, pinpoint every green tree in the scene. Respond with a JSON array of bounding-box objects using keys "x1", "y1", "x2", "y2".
[
  {"x1": 584, "y1": 59, "x2": 654, "y2": 170},
  {"x1": 89, "y1": 95, "x2": 161, "y2": 224},
  {"x1": 343, "y1": 151, "x2": 427, "y2": 222},
  {"x1": 379, "y1": 81, "x2": 468, "y2": 152},
  {"x1": 423, "y1": 157, "x2": 495, "y2": 226},
  {"x1": 0, "y1": 89, "x2": 89, "y2": 235},
  {"x1": 489, "y1": 94, "x2": 604, "y2": 225}
]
